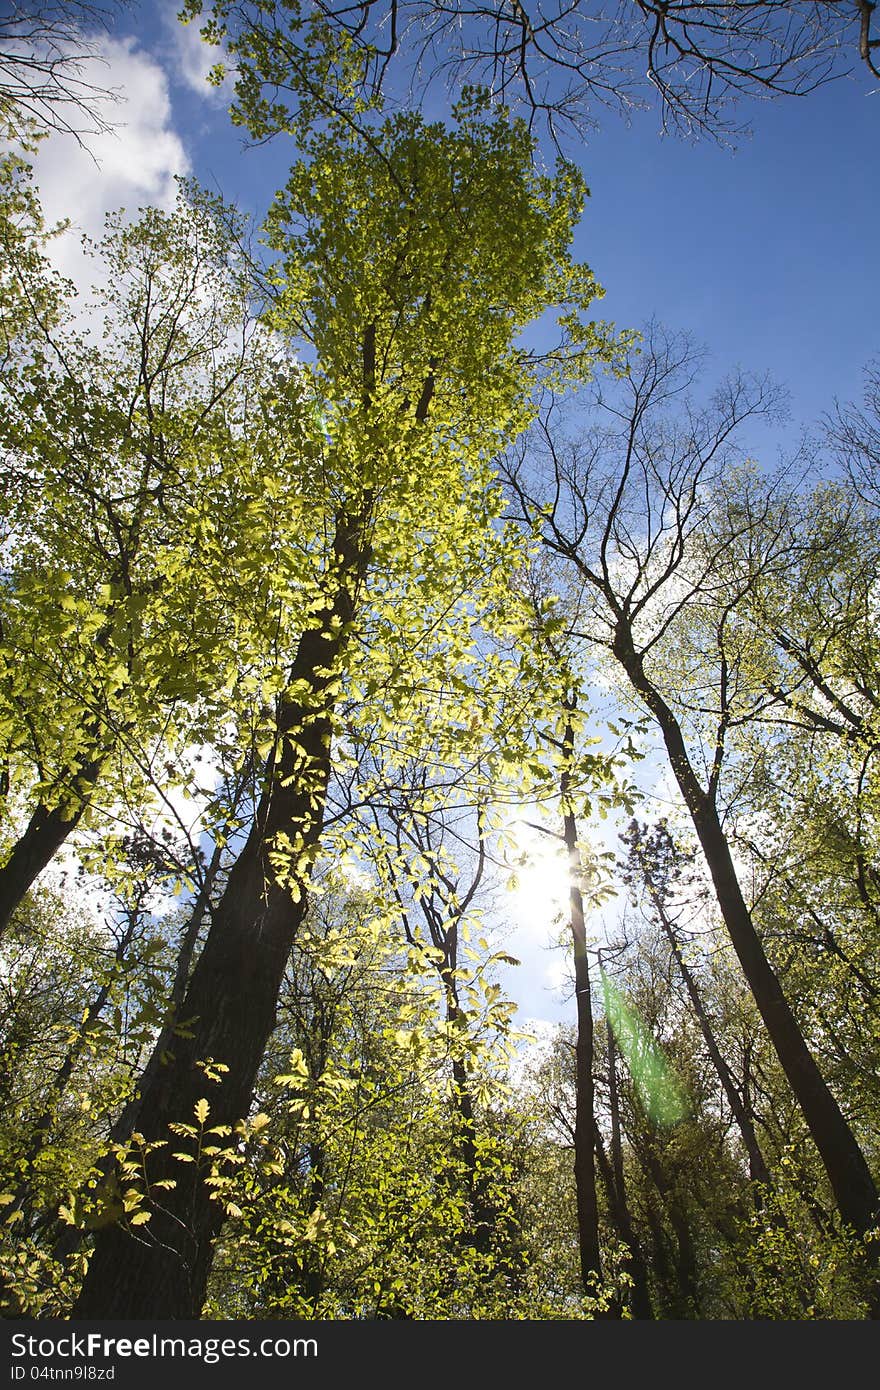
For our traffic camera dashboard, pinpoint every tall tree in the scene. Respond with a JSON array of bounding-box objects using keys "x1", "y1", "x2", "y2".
[
  {"x1": 72, "y1": 104, "x2": 610, "y2": 1318},
  {"x1": 620, "y1": 818, "x2": 773, "y2": 1196},
  {"x1": 0, "y1": 179, "x2": 272, "y2": 935},
  {"x1": 501, "y1": 325, "x2": 880, "y2": 1299},
  {"x1": 508, "y1": 561, "x2": 631, "y2": 1299}
]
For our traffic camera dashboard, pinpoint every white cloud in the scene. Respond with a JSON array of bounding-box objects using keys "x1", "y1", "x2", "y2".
[
  {"x1": 161, "y1": 1, "x2": 234, "y2": 104},
  {"x1": 31, "y1": 35, "x2": 190, "y2": 287}
]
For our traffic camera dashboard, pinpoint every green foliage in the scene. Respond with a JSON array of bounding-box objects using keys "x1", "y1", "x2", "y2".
[
  {"x1": 265, "y1": 100, "x2": 608, "y2": 424},
  {"x1": 201, "y1": 883, "x2": 540, "y2": 1319},
  {"x1": 0, "y1": 171, "x2": 302, "y2": 897},
  {"x1": 728, "y1": 1181, "x2": 875, "y2": 1320},
  {"x1": 0, "y1": 876, "x2": 180, "y2": 1315},
  {"x1": 1, "y1": 14, "x2": 877, "y2": 1317}
]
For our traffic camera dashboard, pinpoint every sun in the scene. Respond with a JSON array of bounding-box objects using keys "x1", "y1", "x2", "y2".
[{"x1": 503, "y1": 819, "x2": 572, "y2": 937}]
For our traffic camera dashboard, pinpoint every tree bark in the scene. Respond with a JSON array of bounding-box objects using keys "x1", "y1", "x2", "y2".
[
  {"x1": 594, "y1": 1120, "x2": 653, "y2": 1319},
  {"x1": 612, "y1": 622, "x2": 880, "y2": 1261},
  {"x1": 560, "y1": 703, "x2": 603, "y2": 1293},
  {"x1": 644, "y1": 875, "x2": 773, "y2": 1196},
  {"x1": 599, "y1": 1018, "x2": 654, "y2": 1318},
  {"x1": 72, "y1": 510, "x2": 371, "y2": 1319},
  {"x1": 0, "y1": 757, "x2": 102, "y2": 936}
]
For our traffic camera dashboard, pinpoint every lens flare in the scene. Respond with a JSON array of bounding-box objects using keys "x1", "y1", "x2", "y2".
[{"x1": 601, "y1": 970, "x2": 687, "y2": 1126}]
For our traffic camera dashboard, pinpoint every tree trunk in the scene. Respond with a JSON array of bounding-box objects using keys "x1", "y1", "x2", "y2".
[
  {"x1": 107, "y1": 846, "x2": 223, "y2": 1149},
  {"x1": 72, "y1": 510, "x2": 371, "y2": 1319},
  {"x1": 0, "y1": 757, "x2": 102, "y2": 936},
  {"x1": 560, "y1": 704, "x2": 603, "y2": 1293},
  {"x1": 443, "y1": 969, "x2": 504, "y2": 1260},
  {"x1": 636, "y1": 1131, "x2": 700, "y2": 1318},
  {"x1": 594, "y1": 1121, "x2": 653, "y2": 1319},
  {"x1": 648, "y1": 886, "x2": 773, "y2": 1196},
  {"x1": 599, "y1": 1020, "x2": 654, "y2": 1318},
  {"x1": 612, "y1": 623, "x2": 880, "y2": 1264}
]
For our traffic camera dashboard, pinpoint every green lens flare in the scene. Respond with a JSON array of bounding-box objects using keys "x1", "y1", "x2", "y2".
[{"x1": 600, "y1": 970, "x2": 687, "y2": 1126}]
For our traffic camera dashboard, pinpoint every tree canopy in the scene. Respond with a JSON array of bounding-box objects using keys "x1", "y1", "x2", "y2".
[{"x1": 0, "y1": 0, "x2": 877, "y2": 1326}]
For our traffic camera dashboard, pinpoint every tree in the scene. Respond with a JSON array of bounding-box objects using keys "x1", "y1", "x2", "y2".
[
  {"x1": 703, "y1": 469, "x2": 880, "y2": 1182},
  {"x1": 369, "y1": 787, "x2": 510, "y2": 1251},
  {"x1": 182, "y1": 0, "x2": 877, "y2": 145},
  {"x1": 494, "y1": 555, "x2": 635, "y2": 1300},
  {"x1": 0, "y1": 3, "x2": 130, "y2": 144},
  {"x1": 203, "y1": 872, "x2": 536, "y2": 1319},
  {"x1": 829, "y1": 359, "x2": 880, "y2": 511},
  {"x1": 0, "y1": 177, "x2": 274, "y2": 936},
  {"x1": 593, "y1": 980, "x2": 654, "y2": 1319},
  {"x1": 71, "y1": 103, "x2": 610, "y2": 1319},
  {"x1": 0, "y1": 857, "x2": 179, "y2": 1316},
  {"x1": 501, "y1": 324, "x2": 880, "y2": 1303},
  {"x1": 530, "y1": 665, "x2": 609, "y2": 1296},
  {"x1": 594, "y1": 918, "x2": 874, "y2": 1318},
  {"x1": 620, "y1": 818, "x2": 773, "y2": 1197}
]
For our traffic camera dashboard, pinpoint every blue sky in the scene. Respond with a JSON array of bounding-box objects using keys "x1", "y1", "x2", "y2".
[
  {"x1": 576, "y1": 77, "x2": 879, "y2": 443},
  {"x1": 32, "y1": 2, "x2": 879, "y2": 440},
  {"x1": 169, "y1": 8, "x2": 879, "y2": 444},
  {"x1": 23, "y1": 0, "x2": 879, "y2": 1028}
]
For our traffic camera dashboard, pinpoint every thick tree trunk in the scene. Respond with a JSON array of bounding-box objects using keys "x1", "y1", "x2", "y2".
[
  {"x1": 612, "y1": 625, "x2": 880, "y2": 1258},
  {"x1": 73, "y1": 512, "x2": 370, "y2": 1319}
]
